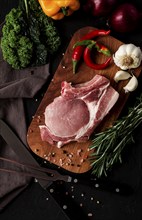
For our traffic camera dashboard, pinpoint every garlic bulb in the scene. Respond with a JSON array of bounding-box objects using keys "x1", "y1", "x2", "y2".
[
  {"x1": 114, "y1": 70, "x2": 131, "y2": 83},
  {"x1": 123, "y1": 74, "x2": 138, "y2": 93},
  {"x1": 113, "y1": 43, "x2": 142, "y2": 70}
]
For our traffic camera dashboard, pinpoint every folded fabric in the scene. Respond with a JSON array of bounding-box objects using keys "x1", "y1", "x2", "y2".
[{"x1": 0, "y1": 29, "x2": 50, "y2": 211}]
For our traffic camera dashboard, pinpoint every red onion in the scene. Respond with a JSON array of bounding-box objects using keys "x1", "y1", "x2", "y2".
[
  {"x1": 109, "y1": 3, "x2": 141, "y2": 33},
  {"x1": 83, "y1": 0, "x2": 118, "y2": 17}
]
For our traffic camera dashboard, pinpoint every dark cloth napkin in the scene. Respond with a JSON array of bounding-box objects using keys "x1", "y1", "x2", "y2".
[{"x1": 0, "y1": 32, "x2": 50, "y2": 210}]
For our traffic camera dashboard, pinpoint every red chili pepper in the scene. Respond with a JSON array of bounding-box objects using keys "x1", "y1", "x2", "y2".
[
  {"x1": 72, "y1": 29, "x2": 110, "y2": 74},
  {"x1": 83, "y1": 43, "x2": 111, "y2": 70}
]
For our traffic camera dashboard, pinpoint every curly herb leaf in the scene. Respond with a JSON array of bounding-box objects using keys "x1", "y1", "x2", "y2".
[
  {"x1": 1, "y1": 0, "x2": 61, "y2": 69},
  {"x1": 1, "y1": 8, "x2": 33, "y2": 69}
]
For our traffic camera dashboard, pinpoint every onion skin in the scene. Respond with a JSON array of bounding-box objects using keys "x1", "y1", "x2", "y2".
[
  {"x1": 109, "y1": 3, "x2": 141, "y2": 33},
  {"x1": 83, "y1": 0, "x2": 118, "y2": 17}
]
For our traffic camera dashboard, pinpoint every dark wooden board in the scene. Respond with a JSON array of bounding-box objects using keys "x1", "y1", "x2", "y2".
[{"x1": 27, "y1": 27, "x2": 142, "y2": 173}]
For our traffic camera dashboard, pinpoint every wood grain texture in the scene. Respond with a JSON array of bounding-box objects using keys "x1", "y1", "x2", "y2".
[{"x1": 27, "y1": 27, "x2": 142, "y2": 174}]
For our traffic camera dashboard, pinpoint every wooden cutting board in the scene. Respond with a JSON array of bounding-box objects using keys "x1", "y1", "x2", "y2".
[{"x1": 27, "y1": 26, "x2": 142, "y2": 174}]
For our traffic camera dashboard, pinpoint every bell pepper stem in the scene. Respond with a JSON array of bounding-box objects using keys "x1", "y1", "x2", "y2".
[{"x1": 61, "y1": 7, "x2": 68, "y2": 16}]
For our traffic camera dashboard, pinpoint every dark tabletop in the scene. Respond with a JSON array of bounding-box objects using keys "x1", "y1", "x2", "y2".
[{"x1": 1, "y1": 1, "x2": 142, "y2": 220}]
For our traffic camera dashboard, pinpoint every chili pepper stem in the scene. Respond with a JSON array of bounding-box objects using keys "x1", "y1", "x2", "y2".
[
  {"x1": 96, "y1": 43, "x2": 111, "y2": 56},
  {"x1": 72, "y1": 60, "x2": 78, "y2": 74},
  {"x1": 73, "y1": 40, "x2": 96, "y2": 49}
]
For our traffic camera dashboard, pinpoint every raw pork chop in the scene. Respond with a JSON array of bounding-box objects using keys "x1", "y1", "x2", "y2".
[{"x1": 39, "y1": 75, "x2": 119, "y2": 147}]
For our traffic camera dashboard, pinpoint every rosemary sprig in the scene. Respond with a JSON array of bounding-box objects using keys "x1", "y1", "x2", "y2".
[{"x1": 89, "y1": 93, "x2": 142, "y2": 178}]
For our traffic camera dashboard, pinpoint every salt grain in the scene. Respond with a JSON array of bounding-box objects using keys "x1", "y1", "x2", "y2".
[
  {"x1": 63, "y1": 205, "x2": 67, "y2": 210},
  {"x1": 49, "y1": 188, "x2": 54, "y2": 193},
  {"x1": 74, "y1": 178, "x2": 78, "y2": 183},
  {"x1": 115, "y1": 188, "x2": 120, "y2": 193},
  {"x1": 95, "y1": 183, "x2": 99, "y2": 188},
  {"x1": 80, "y1": 159, "x2": 84, "y2": 163},
  {"x1": 88, "y1": 213, "x2": 93, "y2": 217}
]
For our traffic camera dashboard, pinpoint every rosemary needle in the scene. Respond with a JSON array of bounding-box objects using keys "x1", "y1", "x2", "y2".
[{"x1": 89, "y1": 93, "x2": 142, "y2": 178}]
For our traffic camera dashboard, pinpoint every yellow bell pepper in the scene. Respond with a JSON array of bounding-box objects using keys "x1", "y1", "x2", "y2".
[{"x1": 38, "y1": 0, "x2": 80, "y2": 20}]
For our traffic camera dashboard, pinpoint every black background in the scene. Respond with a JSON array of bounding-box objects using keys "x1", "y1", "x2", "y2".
[{"x1": 1, "y1": 1, "x2": 142, "y2": 220}]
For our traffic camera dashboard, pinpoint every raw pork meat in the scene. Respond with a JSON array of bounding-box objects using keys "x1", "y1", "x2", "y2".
[{"x1": 39, "y1": 75, "x2": 119, "y2": 147}]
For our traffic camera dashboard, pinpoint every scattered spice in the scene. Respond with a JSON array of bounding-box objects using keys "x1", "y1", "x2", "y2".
[
  {"x1": 71, "y1": 163, "x2": 74, "y2": 166},
  {"x1": 34, "y1": 178, "x2": 38, "y2": 182},
  {"x1": 80, "y1": 158, "x2": 85, "y2": 163},
  {"x1": 63, "y1": 205, "x2": 67, "y2": 210},
  {"x1": 88, "y1": 213, "x2": 93, "y2": 217},
  {"x1": 29, "y1": 129, "x2": 33, "y2": 133},
  {"x1": 36, "y1": 118, "x2": 41, "y2": 123},
  {"x1": 74, "y1": 178, "x2": 78, "y2": 183},
  {"x1": 77, "y1": 149, "x2": 82, "y2": 156},
  {"x1": 51, "y1": 152, "x2": 56, "y2": 157},
  {"x1": 95, "y1": 183, "x2": 99, "y2": 188},
  {"x1": 49, "y1": 188, "x2": 54, "y2": 193},
  {"x1": 63, "y1": 150, "x2": 68, "y2": 154},
  {"x1": 115, "y1": 188, "x2": 120, "y2": 193},
  {"x1": 59, "y1": 158, "x2": 65, "y2": 166}
]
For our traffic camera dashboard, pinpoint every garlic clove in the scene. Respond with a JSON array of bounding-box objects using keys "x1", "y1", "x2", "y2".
[
  {"x1": 114, "y1": 70, "x2": 131, "y2": 83},
  {"x1": 125, "y1": 44, "x2": 136, "y2": 56},
  {"x1": 123, "y1": 74, "x2": 138, "y2": 93},
  {"x1": 114, "y1": 46, "x2": 126, "y2": 57},
  {"x1": 131, "y1": 46, "x2": 142, "y2": 58}
]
